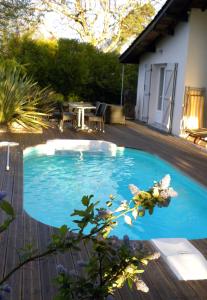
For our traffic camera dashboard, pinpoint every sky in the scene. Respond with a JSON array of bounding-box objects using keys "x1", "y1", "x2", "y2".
[{"x1": 37, "y1": 0, "x2": 166, "y2": 40}]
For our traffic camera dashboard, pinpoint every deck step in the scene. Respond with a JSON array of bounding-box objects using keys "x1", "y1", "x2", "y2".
[{"x1": 151, "y1": 238, "x2": 207, "y2": 281}]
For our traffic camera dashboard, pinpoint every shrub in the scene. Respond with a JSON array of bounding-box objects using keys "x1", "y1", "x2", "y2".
[
  {"x1": 0, "y1": 61, "x2": 53, "y2": 132},
  {"x1": 4, "y1": 36, "x2": 137, "y2": 105}
]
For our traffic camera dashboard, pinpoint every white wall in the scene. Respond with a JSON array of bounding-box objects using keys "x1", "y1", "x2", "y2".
[
  {"x1": 136, "y1": 22, "x2": 190, "y2": 135},
  {"x1": 185, "y1": 9, "x2": 207, "y2": 88}
]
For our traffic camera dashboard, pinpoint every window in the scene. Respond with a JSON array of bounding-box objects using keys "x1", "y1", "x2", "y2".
[{"x1": 157, "y1": 67, "x2": 165, "y2": 111}]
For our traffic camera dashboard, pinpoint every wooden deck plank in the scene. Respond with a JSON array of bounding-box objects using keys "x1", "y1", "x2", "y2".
[
  {"x1": 37, "y1": 223, "x2": 58, "y2": 300},
  {"x1": 22, "y1": 213, "x2": 43, "y2": 300},
  {"x1": 3, "y1": 149, "x2": 23, "y2": 300},
  {"x1": 0, "y1": 121, "x2": 207, "y2": 300}
]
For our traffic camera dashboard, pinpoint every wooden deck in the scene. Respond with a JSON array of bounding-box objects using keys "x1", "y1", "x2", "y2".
[{"x1": 0, "y1": 121, "x2": 207, "y2": 300}]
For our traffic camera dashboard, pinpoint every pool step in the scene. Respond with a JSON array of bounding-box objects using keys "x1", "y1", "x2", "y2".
[{"x1": 151, "y1": 238, "x2": 207, "y2": 280}]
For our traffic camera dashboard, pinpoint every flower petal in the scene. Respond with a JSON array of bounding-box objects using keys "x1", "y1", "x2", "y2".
[
  {"x1": 132, "y1": 209, "x2": 138, "y2": 220},
  {"x1": 129, "y1": 184, "x2": 140, "y2": 196},
  {"x1": 160, "y1": 174, "x2": 171, "y2": 189},
  {"x1": 124, "y1": 215, "x2": 132, "y2": 225}
]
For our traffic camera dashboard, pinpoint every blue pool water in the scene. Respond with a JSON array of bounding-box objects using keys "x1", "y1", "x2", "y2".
[{"x1": 24, "y1": 147, "x2": 207, "y2": 240}]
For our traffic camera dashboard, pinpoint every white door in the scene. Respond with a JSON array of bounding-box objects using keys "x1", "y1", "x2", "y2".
[
  {"x1": 155, "y1": 66, "x2": 165, "y2": 124},
  {"x1": 142, "y1": 64, "x2": 152, "y2": 122},
  {"x1": 162, "y1": 63, "x2": 177, "y2": 131},
  {"x1": 155, "y1": 64, "x2": 177, "y2": 131}
]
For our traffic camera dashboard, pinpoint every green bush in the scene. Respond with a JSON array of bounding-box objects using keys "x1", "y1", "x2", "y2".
[{"x1": 4, "y1": 36, "x2": 137, "y2": 105}]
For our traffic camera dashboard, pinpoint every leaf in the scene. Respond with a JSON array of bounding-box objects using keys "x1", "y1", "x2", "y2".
[
  {"x1": 132, "y1": 208, "x2": 138, "y2": 220},
  {"x1": 73, "y1": 220, "x2": 85, "y2": 229},
  {"x1": 140, "y1": 258, "x2": 148, "y2": 265},
  {"x1": 127, "y1": 277, "x2": 133, "y2": 289},
  {"x1": 149, "y1": 207, "x2": 154, "y2": 215},
  {"x1": 124, "y1": 215, "x2": 132, "y2": 226},
  {"x1": 59, "y1": 225, "x2": 68, "y2": 235},
  {"x1": 138, "y1": 210, "x2": 145, "y2": 217},
  {"x1": 0, "y1": 200, "x2": 15, "y2": 216},
  {"x1": 81, "y1": 196, "x2": 90, "y2": 206},
  {"x1": 136, "y1": 269, "x2": 145, "y2": 274},
  {"x1": 71, "y1": 209, "x2": 86, "y2": 217}
]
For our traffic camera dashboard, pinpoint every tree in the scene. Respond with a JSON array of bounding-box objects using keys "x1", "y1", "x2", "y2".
[
  {"x1": 0, "y1": 0, "x2": 41, "y2": 40},
  {"x1": 39, "y1": 0, "x2": 160, "y2": 53}
]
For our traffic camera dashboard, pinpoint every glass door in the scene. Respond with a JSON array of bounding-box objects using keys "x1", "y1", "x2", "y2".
[{"x1": 155, "y1": 66, "x2": 165, "y2": 124}]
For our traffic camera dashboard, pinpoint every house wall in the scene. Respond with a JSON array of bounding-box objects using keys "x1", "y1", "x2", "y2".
[
  {"x1": 136, "y1": 22, "x2": 190, "y2": 135},
  {"x1": 185, "y1": 9, "x2": 207, "y2": 88}
]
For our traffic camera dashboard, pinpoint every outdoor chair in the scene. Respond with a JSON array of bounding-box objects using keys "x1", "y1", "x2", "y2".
[
  {"x1": 84, "y1": 101, "x2": 101, "y2": 118},
  {"x1": 185, "y1": 128, "x2": 207, "y2": 143},
  {"x1": 59, "y1": 103, "x2": 77, "y2": 132},
  {"x1": 87, "y1": 102, "x2": 107, "y2": 132}
]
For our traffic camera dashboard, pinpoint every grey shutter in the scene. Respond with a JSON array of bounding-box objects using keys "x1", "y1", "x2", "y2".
[
  {"x1": 162, "y1": 63, "x2": 177, "y2": 131},
  {"x1": 142, "y1": 64, "x2": 152, "y2": 122}
]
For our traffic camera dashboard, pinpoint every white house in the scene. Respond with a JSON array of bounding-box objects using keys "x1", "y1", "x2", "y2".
[{"x1": 120, "y1": 0, "x2": 207, "y2": 136}]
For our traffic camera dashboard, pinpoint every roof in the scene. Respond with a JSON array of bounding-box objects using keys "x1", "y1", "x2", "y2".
[{"x1": 119, "y1": 0, "x2": 207, "y2": 64}]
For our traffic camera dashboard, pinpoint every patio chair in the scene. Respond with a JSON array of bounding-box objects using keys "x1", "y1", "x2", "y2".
[
  {"x1": 87, "y1": 102, "x2": 107, "y2": 132},
  {"x1": 84, "y1": 101, "x2": 101, "y2": 118},
  {"x1": 59, "y1": 103, "x2": 77, "y2": 132},
  {"x1": 185, "y1": 128, "x2": 207, "y2": 143}
]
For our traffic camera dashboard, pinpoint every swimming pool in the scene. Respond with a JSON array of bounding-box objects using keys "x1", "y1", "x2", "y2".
[{"x1": 24, "y1": 140, "x2": 207, "y2": 240}]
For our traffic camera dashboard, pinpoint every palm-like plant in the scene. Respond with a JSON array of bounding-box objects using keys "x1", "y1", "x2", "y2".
[{"x1": 0, "y1": 62, "x2": 53, "y2": 132}]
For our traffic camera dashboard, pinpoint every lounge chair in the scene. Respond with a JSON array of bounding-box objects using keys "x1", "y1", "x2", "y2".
[{"x1": 185, "y1": 128, "x2": 207, "y2": 143}]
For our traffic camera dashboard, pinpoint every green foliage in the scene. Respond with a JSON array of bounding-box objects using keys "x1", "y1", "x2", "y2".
[
  {"x1": 0, "y1": 199, "x2": 15, "y2": 233},
  {"x1": 4, "y1": 35, "x2": 137, "y2": 104},
  {"x1": 0, "y1": 0, "x2": 41, "y2": 43},
  {"x1": 0, "y1": 61, "x2": 53, "y2": 131},
  {"x1": 0, "y1": 175, "x2": 177, "y2": 299},
  {"x1": 39, "y1": 0, "x2": 156, "y2": 53},
  {"x1": 115, "y1": 3, "x2": 155, "y2": 52},
  {"x1": 17, "y1": 243, "x2": 38, "y2": 263},
  {"x1": 54, "y1": 175, "x2": 177, "y2": 299}
]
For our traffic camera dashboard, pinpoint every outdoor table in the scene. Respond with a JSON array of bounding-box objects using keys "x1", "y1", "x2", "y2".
[{"x1": 69, "y1": 102, "x2": 96, "y2": 130}]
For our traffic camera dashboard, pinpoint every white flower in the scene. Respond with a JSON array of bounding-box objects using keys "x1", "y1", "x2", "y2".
[
  {"x1": 77, "y1": 260, "x2": 87, "y2": 268},
  {"x1": 115, "y1": 200, "x2": 128, "y2": 212},
  {"x1": 152, "y1": 187, "x2": 159, "y2": 198},
  {"x1": 56, "y1": 264, "x2": 67, "y2": 274},
  {"x1": 115, "y1": 205, "x2": 126, "y2": 212},
  {"x1": 132, "y1": 208, "x2": 138, "y2": 219},
  {"x1": 129, "y1": 184, "x2": 140, "y2": 196},
  {"x1": 168, "y1": 187, "x2": 178, "y2": 197},
  {"x1": 135, "y1": 279, "x2": 149, "y2": 293},
  {"x1": 124, "y1": 215, "x2": 132, "y2": 225},
  {"x1": 147, "y1": 252, "x2": 161, "y2": 260},
  {"x1": 160, "y1": 174, "x2": 171, "y2": 189},
  {"x1": 160, "y1": 190, "x2": 169, "y2": 199}
]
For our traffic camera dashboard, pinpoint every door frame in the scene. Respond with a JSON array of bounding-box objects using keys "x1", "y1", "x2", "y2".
[{"x1": 155, "y1": 65, "x2": 166, "y2": 124}]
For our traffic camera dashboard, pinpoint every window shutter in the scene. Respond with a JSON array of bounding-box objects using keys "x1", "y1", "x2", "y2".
[
  {"x1": 162, "y1": 63, "x2": 177, "y2": 131},
  {"x1": 142, "y1": 64, "x2": 152, "y2": 122}
]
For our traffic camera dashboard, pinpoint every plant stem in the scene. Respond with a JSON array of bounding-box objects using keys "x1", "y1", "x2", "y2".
[{"x1": 0, "y1": 248, "x2": 56, "y2": 285}]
